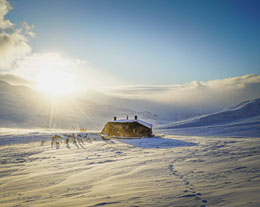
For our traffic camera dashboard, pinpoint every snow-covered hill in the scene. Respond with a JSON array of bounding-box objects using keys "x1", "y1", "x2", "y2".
[
  {"x1": 157, "y1": 98, "x2": 260, "y2": 137},
  {"x1": 0, "y1": 81, "x2": 159, "y2": 130}
]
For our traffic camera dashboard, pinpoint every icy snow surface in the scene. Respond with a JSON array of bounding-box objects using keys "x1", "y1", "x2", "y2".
[{"x1": 0, "y1": 129, "x2": 260, "y2": 207}]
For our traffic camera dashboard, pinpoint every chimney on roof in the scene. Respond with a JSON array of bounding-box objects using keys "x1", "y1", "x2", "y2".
[
  {"x1": 114, "y1": 116, "x2": 117, "y2": 121},
  {"x1": 127, "y1": 115, "x2": 128, "y2": 120},
  {"x1": 134, "y1": 115, "x2": 138, "y2": 120}
]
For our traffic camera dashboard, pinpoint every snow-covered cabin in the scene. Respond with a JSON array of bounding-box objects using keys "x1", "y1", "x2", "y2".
[{"x1": 100, "y1": 116, "x2": 153, "y2": 138}]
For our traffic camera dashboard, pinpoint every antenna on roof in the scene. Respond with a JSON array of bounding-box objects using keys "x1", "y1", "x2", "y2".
[
  {"x1": 127, "y1": 115, "x2": 128, "y2": 120},
  {"x1": 135, "y1": 115, "x2": 137, "y2": 120},
  {"x1": 114, "y1": 116, "x2": 117, "y2": 121}
]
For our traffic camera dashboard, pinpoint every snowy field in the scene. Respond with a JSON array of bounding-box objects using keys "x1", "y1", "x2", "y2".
[{"x1": 0, "y1": 128, "x2": 260, "y2": 207}]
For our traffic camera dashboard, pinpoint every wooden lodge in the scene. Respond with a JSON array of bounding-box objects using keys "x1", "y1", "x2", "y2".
[{"x1": 100, "y1": 116, "x2": 153, "y2": 138}]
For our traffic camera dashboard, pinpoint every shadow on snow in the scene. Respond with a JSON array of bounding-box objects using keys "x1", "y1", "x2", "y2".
[{"x1": 117, "y1": 136, "x2": 196, "y2": 149}]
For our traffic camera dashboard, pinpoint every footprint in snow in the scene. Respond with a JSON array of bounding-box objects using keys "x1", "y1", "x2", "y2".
[{"x1": 169, "y1": 163, "x2": 208, "y2": 205}]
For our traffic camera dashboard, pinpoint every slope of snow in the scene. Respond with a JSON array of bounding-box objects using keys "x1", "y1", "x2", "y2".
[{"x1": 157, "y1": 98, "x2": 260, "y2": 137}]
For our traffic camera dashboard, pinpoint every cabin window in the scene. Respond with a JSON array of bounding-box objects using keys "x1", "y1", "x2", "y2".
[{"x1": 133, "y1": 128, "x2": 136, "y2": 134}]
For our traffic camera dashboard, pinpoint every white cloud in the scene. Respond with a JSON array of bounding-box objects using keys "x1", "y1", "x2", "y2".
[
  {"x1": 0, "y1": 0, "x2": 13, "y2": 29},
  {"x1": 22, "y1": 22, "x2": 35, "y2": 38},
  {"x1": 0, "y1": 0, "x2": 32, "y2": 70},
  {"x1": 0, "y1": 31, "x2": 32, "y2": 69}
]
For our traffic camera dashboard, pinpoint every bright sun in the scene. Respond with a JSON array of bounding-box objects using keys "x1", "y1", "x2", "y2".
[{"x1": 35, "y1": 70, "x2": 81, "y2": 96}]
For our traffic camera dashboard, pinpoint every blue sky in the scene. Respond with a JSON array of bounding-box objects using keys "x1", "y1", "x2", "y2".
[{"x1": 7, "y1": 0, "x2": 260, "y2": 85}]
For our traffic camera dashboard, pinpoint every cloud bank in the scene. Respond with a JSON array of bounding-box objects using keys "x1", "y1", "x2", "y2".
[{"x1": 109, "y1": 74, "x2": 260, "y2": 111}]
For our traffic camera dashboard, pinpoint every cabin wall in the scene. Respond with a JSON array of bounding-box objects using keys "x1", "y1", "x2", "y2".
[{"x1": 101, "y1": 122, "x2": 152, "y2": 137}]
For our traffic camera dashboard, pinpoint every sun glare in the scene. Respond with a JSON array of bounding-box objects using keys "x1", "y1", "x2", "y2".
[{"x1": 35, "y1": 70, "x2": 81, "y2": 96}]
